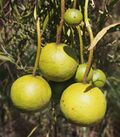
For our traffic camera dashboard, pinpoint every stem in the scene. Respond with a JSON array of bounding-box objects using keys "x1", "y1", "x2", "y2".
[
  {"x1": 82, "y1": 127, "x2": 89, "y2": 137},
  {"x1": 32, "y1": 18, "x2": 41, "y2": 76},
  {"x1": 76, "y1": 25, "x2": 84, "y2": 64},
  {"x1": 93, "y1": 59, "x2": 97, "y2": 69},
  {"x1": 53, "y1": 113, "x2": 57, "y2": 137},
  {"x1": 70, "y1": 27, "x2": 74, "y2": 47},
  {"x1": 51, "y1": 102, "x2": 57, "y2": 137},
  {"x1": 56, "y1": 0, "x2": 65, "y2": 45},
  {"x1": 73, "y1": 0, "x2": 77, "y2": 8},
  {"x1": 27, "y1": 125, "x2": 40, "y2": 137},
  {"x1": 83, "y1": 0, "x2": 94, "y2": 83}
]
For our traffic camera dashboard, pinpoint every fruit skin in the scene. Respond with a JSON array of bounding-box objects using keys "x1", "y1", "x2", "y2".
[
  {"x1": 60, "y1": 83, "x2": 106, "y2": 126},
  {"x1": 75, "y1": 63, "x2": 93, "y2": 82},
  {"x1": 92, "y1": 69, "x2": 106, "y2": 87},
  {"x1": 64, "y1": 8, "x2": 83, "y2": 26},
  {"x1": 39, "y1": 43, "x2": 78, "y2": 82},
  {"x1": 10, "y1": 75, "x2": 51, "y2": 111}
]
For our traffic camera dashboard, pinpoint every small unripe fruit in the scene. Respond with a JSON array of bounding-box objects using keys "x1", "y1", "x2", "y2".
[
  {"x1": 92, "y1": 69, "x2": 106, "y2": 87},
  {"x1": 64, "y1": 8, "x2": 83, "y2": 26},
  {"x1": 75, "y1": 63, "x2": 93, "y2": 82}
]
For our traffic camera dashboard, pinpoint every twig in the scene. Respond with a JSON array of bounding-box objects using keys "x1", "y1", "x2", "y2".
[
  {"x1": 73, "y1": 0, "x2": 77, "y2": 8},
  {"x1": 76, "y1": 25, "x2": 84, "y2": 64},
  {"x1": 32, "y1": 18, "x2": 41, "y2": 76},
  {"x1": 82, "y1": 127, "x2": 89, "y2": 137},
  {"x1": 56, "y1": 0, "x2": 65, "y2": 45},
  {"x1": 27, "y1": 125, "x2": 40, "y2": 137},
  {"x1": 83, "y1": 0, "x2": 94, "y2": 83}
]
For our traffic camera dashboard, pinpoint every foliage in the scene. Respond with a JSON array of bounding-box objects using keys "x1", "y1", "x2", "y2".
[{"x1": 0, "y1": 0, "x2": 120, "y2": 137}]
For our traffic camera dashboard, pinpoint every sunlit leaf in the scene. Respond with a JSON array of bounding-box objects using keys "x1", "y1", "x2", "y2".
[
  {"x1": 13, "y1": 4, "x2": 20, "y2": 16},
  {"x1": 42, "y1": 9, "x2": 54, "y2": 33},
  {"x1": 27, "y1": 125, "x2": 40, "y2": 137},
  {"x1": 88, "y1": 23, "x2": 120, "y2": 50},
  {"x1": 34, "y1": 6, "x2": 37, "y2": 20},
  {"x1": 0, "y1": 55, "x2": 14, "y2": 63}
]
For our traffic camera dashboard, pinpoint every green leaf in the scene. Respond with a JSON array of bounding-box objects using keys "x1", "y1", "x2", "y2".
[
  {"x1": 34, "y1": 6, "x2": 37, "y2": 20},
  {"x1": 88, "y1": 23, "x2": 120, "y2": 50},
  {"x1": 0, "y1": 0, "x2": 3, "y2": 8},
  {"x1": 27, "y1": 125, "x2": 40, "y2": 137},
  {"x1": 0, "y1": 55, "x2": 14, "y2": 63},
  {"x1": 42, "y1": 9, "x2": 54, "y2": 33},
  {"x1": 13, "y1": 4, "x2": 20, "y2": 16}
]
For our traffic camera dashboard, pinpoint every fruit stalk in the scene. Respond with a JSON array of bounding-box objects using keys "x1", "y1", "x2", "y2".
[
  {"x1": 83, "y1": 0, "x2": 94, "y2": 83},
  {"x1": 52, "y1": 107, "x2": 57, "y2": 137},
  {"x1": 82, "y1": 127, "x2": 89, "y2": 137},
  {"x1": 33, "y1": 18, "x2": 41, "y2": 76},
  {"x1": 56, "y1": 0, "x2": 65, "y2": 45},
  {"x1": 76, "y1": 25, "x2": 84, "y2": 64},
  {"x1": 73, "y1": 0, "x2": 77, "y2": 8}
]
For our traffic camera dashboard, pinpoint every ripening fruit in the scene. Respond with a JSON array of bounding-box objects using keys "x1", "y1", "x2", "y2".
[
  {"x1": 64, "y1": 8, "x2": 83, "y2": 26},
  {"x1": 75, "y1": 63, "x2": 93, "y2": 82},
  {"x1": 92, "y1": 69, "x2": 106, "y2": 87},
  {"x1": 39, "y1": 43, "x2": 78, "y2": 82},
  {"x1": 60, "y1": 83, "x2": 106, "y2": 126},
  {"x1": 10, "y1": 75, "x2": 51, "y2": 111}
]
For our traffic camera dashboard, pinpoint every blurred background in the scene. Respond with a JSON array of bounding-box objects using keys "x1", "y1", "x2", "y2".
[{"x1": 0, "y1": 0, "x2": 120, "y2": 137}]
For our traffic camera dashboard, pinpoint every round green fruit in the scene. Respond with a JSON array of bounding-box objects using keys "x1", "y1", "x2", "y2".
[
  {"x1": 75, "y1": 63, "x2": 93, "y2": 82},
  {"x1": 39, "y1": 43, "x2": 78, "y2": 82},
  {"x1": 10, "y1": 75, "x2": 51, "y2": 111},
  {"x1": 64, "y1": 8, "x2": 83, "y2": 26},
  {"x1": 92, "y1": 69, "x2": 106, "y2": 87},
  {"x1": 60, "y1": 83, "x2": 106, "y2": 126}
]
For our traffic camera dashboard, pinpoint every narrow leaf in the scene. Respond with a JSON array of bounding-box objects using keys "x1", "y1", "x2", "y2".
[
  {"x1": 34, "y1": 6, "x2": 37, "y2": 20},
  {"x1": 13, "y1": 4, "x2": 20, "y2": 16},
  {"x1": 42, "y1": 9, "x2": 54, "y2": 33},
  {"x1": 27, "y1": 125, "x2": 39, "y2": 137},
  {"x1": 88, "y1": 23, "x2": 120, "y2": 50},
  {"x1": 0, "y1": 55, "x2": 14, "y2": 62}
]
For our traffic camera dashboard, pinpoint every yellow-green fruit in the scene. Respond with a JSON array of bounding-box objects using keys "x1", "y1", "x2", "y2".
[
  {"x1": 60, "y1": 83, "x2": 106, "y2": 126},
  {"x1": 64, "y1": 8, "x2": 83, "y2": 26},
  {"x1": 10, "y1": 75, "x2": 51, "y2": 111},
  {"x1": 92, "y1": 69, "x2": 106, "y2": 87},
  {"x1": 75, "y1": 64, "x2": 93, "y2": 82},
  {"x1": 39, "y1": 43, "x2": 78, "y2": 82}
]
